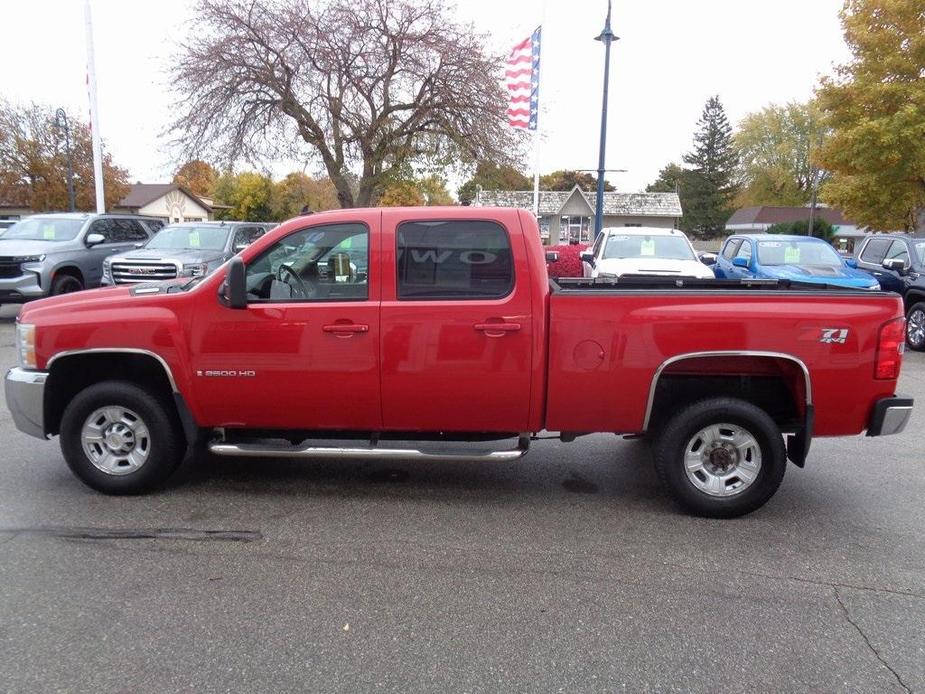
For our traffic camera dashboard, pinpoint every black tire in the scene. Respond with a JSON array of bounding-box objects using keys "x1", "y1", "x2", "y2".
[
  {"x1": 59, "y1": 381, "x2": 184, "y2": 494},
  {"x1": 905, "y1": 302, "x2": 925, "y2": 351},
  {"x1": 51, "y1": 273, "x2": 83, "y2": 296},
  {"x1": 653, "y1": 397, "x2": 786, "y2": 518}
]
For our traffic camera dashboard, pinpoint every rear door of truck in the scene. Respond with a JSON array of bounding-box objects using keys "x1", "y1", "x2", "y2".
[{"x1": 378, "y1": 209, "x2": 534, "y2": 432}]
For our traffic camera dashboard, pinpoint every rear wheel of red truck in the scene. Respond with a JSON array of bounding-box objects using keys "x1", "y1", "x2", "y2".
[
  {"x1": 653, "y1": 398, "x2": 786, "y2": 518},
  {"x1": 59, "y1": 381, "x2": 184, "y2": 494}
]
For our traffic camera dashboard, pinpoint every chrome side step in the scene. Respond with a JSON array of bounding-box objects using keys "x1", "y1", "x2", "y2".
[{"x1": 207, "y1": 437, "x2": 530, "y2": 462}]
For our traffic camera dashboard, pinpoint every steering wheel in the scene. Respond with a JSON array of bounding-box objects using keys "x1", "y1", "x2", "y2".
[{"x1": 276, "y1": 264, "x2": 312, "y2": 299}]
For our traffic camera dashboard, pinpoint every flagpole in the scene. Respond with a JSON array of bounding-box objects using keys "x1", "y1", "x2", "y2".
[
  {"x1": 85, "y1": 0, "x2": 105, "y2": 213},
  {"x1": 531, "y1": 63, "x2": 541, "y2": 217},
  {"x1": 532, "y1": 1, "x2": 547, "y2": 222}
]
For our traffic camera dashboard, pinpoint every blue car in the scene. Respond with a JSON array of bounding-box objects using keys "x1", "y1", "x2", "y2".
[{"x1": 714, "y1": 234, "x2": 880, "y2": 290}]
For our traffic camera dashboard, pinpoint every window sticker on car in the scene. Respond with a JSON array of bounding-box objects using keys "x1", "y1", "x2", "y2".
[
  {"x1": 759, "y1": 241, "x2": 782, "y2": 247},
  {"x1": 610, "y1": 235, "x2": 629, "y2": 241},
  {"x1": 43, "y1": 225, "x2": 55, "y2": 240},
  {"x1": 189, "y1": 230, "x2": 200, "y2": 247},
  {"x1": 640, "y1": 239, "x2": 656, "y2": 256},
  {"x1": 784, "y1": 246, "x2": 801, "y2": 263}
]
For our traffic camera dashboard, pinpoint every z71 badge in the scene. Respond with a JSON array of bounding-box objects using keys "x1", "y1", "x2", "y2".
[{"x1": 820, "y1": 328, "x2": 849, "y2": 344}]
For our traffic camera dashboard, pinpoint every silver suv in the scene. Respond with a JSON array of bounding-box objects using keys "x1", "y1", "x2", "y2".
[
  {"x1": 0, "y1": 213, "x2": 164, "y2": 303},
  {"x1": 102, "y1": 221, "x2": 273, "y2": 285}
]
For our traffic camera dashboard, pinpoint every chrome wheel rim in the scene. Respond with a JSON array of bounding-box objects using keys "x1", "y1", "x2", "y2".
[
  {"x1": 684, "y1": 423, "x2": 762, "y2": 497},
  {"x1": 81, "y1": 406, "x2": 151, "y2": 476},
  {"x1": 907, "y1": 309, "x2": 925, "y2": 348}
]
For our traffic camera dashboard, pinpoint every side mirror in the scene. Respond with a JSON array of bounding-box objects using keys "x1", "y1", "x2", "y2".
[
  {"x1": 845, "y1": 258, "x2": 858, "y2": 269},
  {"x1": 882, "y1": 258, "x2": 908, "y2": 274},
  {"x1": 222, "y1": 256, "x2": 247, "y2": 309},
  {"x1": 732, "y1": 257, "x2": 749, "y2": 268},
  {"x1": 698, "y1": 252, "x2": 717, "y2": 266},
  {"x1": 85, "y1": 233, "x2": 105, "y2": 247},
  {"x1": 580, "y1": 251, "x2": 595, "y2": 265},
  {"x1": 545, "y1": 251, "x2": 559, "y2": 263}
]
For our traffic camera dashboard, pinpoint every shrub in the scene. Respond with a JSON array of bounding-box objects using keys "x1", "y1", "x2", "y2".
[
  {"x1": 545, "y1": 243, "x2": 588, "y2": 279},
  {"x1": 766, "y1": 218, "x2": 834, "y2": 241}
]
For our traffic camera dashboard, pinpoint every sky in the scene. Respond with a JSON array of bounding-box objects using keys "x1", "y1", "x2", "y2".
[{"x1": 0, "y1": 0, "x2": 852, "y2": 195}]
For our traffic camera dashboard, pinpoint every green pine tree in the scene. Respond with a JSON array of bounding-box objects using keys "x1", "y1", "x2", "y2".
[{"x1": 682, "y1": 96, "x2": 739, "y2": 238}]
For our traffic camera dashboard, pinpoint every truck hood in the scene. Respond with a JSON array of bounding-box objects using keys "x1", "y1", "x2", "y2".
[
  {"x1": 19, "y1": 281, "x2": 189, "y2": 323},
  {"x1": 596, "y1": 257, "x2": 714, "y2": 279},
  {"x1": 0, "y1": 239, "x2": 69, "y2": 257},
  {"x1": 110, "y1": 248, "x2": 225, "y2": 265},
  {"x1": 759, "y1": 264, "x2": 879, "y2": 289}
]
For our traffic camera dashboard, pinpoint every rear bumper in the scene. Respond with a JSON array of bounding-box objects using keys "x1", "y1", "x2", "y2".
[
  {"x1": 866, "y1": 396, "x2": 914, "y2": 437},
  {"x1": 4, "y1": 367, "x2": 48, "y2": 439}
]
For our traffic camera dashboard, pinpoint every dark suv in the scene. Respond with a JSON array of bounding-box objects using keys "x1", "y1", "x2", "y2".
[{"x1": 853, "y1": 233, "x2": 925, "y2": 349}]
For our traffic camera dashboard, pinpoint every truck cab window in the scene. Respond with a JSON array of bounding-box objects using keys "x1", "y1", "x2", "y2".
[
  {"x1": 885, "y1": 241, "x2": 910, "y2": 264},
  {"x1": 244, "y1": 223, "x2": 368, "y2": 302},
  {"x1": 860, "y1": 238, "x2": 891, "y2": 264},
  {"x1": 734, "y1": 240, "x2": 752, "y2": 262},
  {"x1": 396, "y1": 220, "x2": 513, "y2": 300},
  {"x1": 722, "y1": 239, "x2": 742, "y2": 259}
]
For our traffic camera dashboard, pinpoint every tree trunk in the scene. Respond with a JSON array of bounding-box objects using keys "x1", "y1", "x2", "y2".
[
  {"x1": 327, "y1": 170, "x2": 354, "y2": 209},
  {"x1": 916, "y1": 207, "x2": 925, "y2": 237}
]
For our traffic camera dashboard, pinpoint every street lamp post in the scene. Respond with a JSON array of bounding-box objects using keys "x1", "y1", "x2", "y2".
[
  {"x1": 593, "y1": 0, "x2": 618, "y2": 244},
  {"x1": 55, "y1": 108, "x2": 76, "y2": 212}
]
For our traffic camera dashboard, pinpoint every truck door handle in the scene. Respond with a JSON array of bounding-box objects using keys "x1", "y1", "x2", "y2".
[
  {"x1": 322, "y1": 323, "x2": 369, "y2": 336},
  {"x1": 474, "y1": 322, "x2": 521, "y2": 337}
]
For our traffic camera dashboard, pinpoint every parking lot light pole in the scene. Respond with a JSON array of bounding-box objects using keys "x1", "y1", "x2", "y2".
[
  {"x1": 55, "y1": 108, "x2": 76, "y2": 213},
  {"x1": 593, "y1": 0, "x2": 618, "y2": 243}
]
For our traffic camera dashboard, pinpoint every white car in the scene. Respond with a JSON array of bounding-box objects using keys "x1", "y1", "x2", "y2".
[{"x1": 580, "y1": 227, "x2": 715, "y2": 280}]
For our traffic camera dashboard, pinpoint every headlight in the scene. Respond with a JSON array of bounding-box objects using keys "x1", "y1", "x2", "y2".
[
  {"x1": 14, "y1": 255, "x2": 45, "y2": 263},
  {"x1": 16, "y1": 323, "x2": 36, "y2": 370},
  {"x1": 597, "y1": 272, "x2": 619, "y2": 279},
  {"x1": 180, "y1": 263, "x2": 208, "y2": 278}
]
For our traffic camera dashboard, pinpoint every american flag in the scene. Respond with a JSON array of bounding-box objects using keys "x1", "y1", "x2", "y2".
[{"x1": 505, "y1": 26, "x2": 541, "y2": 130}]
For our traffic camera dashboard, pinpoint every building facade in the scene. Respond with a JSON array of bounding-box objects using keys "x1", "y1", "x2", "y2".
[
  {"x1": 113, "y1": 183, "x2": 218, "y2": 223},
  {"x1": 473, "y1": 186, "x2": 683, "y2": 244}
]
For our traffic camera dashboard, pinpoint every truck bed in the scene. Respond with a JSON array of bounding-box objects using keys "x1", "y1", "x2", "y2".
[{"x1": 545, "y1": 278, "x2": 902, "y2": 437}]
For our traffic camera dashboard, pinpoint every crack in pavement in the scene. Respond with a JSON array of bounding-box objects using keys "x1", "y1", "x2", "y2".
[
  {"x1": 0, "y1": 526, "x2": 261, "y2": 543},
  {"x1": 670, "y1": 561, "x2": 925, "y2": 601},
  {"x1": 834, "y1": 587, "x2": 912, "y2": 694}
]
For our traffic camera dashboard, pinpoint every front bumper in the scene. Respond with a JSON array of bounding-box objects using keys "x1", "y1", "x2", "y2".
[
  {"x1": 867, "y1": 396, "x2": 914, "y2": 437},
  {"x1": 0, "y1": 273, "x2": 45, "y2": 302},
  {"x1": 4, "y1": 367, "x2": 48, "y2": 439}
]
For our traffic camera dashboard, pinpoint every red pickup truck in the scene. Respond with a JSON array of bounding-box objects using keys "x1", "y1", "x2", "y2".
[{"x1": 4, "y1": 207, "x2": 913, "y2": 517}]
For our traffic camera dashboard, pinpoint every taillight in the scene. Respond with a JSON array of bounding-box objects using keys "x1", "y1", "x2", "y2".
[{"x1": 875, "y1": 317, "x2": 905, "y2": 380}]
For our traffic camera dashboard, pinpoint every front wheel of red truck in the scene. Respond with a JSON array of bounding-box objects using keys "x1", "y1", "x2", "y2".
[
  {"x1": 59, "y1": 381, "x2": 184, "y2": 494},
  {"x1": 653, "y1": 398, "x2": 787, "y2": 518}
]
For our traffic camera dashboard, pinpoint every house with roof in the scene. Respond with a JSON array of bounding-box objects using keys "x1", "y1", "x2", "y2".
[
  {"x1": 726, "y1": 205, "x2": 866, "y2": 254},
  {"x1": 113, "y1": 183, "x2": 226, "y2": 223},
  {"x1": 473, "y1": 185, "x2": 683, "y2": 244}
]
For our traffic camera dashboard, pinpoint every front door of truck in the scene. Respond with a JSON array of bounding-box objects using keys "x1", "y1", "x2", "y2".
[
  {"x1": 378, "y1": 210, "x2": 533, "y2": 433},
  {"x1": 189, "y1": 215, "x2": 381, "y2": 430}
]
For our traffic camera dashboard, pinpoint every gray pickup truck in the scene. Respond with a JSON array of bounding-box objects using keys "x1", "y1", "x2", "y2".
[
  {"x1": 0, "y1": 213, "x2": 164, "y2": 302},
  {"x1": 102, "y1": 221, "x2": 273, "y2": 285}
]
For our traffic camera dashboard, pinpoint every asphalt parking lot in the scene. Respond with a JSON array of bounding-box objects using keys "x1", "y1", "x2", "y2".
[{"x1": 0, "y1": 303, "x2": 922, "y2": 693}]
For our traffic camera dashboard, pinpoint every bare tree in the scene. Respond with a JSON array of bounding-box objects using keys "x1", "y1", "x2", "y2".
[{"x1": 170, "y1": 0, "x2": 518, "y2": 207}]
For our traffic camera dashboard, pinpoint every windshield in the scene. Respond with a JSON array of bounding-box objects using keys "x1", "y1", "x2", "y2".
[
  {"x1": 602, "y1": 234, "x2": 694, "y2": 261},
  {"x1": 145, "y1": 225, "x2": 229, "y2": 251},
  {"x1": 2, "y1": 217, "x2": 84, "y2": 242},
  {"x1": 757, "y1": 239, "x2": 843, "y2": 266}
]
